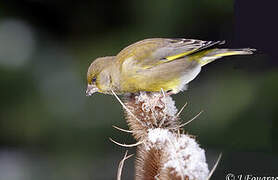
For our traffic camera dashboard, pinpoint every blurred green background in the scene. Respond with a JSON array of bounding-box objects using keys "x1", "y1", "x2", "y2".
[{"x1": 0, "y1": 0, "x2": 277, "y2": 179}]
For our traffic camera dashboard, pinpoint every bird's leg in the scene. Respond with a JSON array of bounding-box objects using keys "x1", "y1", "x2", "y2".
[{"x1": 166, "y1": 90, "x2": 175, "y2": 96}]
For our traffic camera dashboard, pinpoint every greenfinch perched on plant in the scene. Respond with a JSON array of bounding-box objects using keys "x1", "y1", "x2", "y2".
[{"x1": 86, "y1": 38, "x2": 254, "y2": 96}]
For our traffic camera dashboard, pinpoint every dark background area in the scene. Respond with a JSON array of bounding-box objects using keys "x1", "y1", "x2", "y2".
[{"x1": 0, "y1": 0, "x2": 277, "y2": 179}]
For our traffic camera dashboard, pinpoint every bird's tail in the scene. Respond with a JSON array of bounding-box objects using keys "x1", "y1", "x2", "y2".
[{"x1": 196, "y1": 48, "x2": 256, "y2": 66}]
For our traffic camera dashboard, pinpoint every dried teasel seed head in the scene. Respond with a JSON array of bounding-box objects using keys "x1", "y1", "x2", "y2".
[
  {"x1": 135, "y1": 128, "x2": 209, "y2": 180},
  {"x1": 123, "y1": 92, "x2": 180, "y2": 140}
]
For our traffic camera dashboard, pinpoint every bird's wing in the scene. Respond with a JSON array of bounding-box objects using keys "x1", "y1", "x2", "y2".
[{"x1": 116, "y1": 38, "x2": 224, "y2": 70}]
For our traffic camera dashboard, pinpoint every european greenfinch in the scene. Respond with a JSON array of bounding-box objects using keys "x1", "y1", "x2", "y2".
[{"x1": 86, "y1": 38, "x2": 254, "y2": 96}]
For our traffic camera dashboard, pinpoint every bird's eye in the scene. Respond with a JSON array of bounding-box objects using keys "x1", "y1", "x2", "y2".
[{"x1": 92, "y1": 77, "x2": 97, "y2": 83}]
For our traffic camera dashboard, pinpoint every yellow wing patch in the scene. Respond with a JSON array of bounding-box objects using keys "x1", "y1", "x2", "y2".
[
  {"x1": 213, "y1": 51, "x2": 246, "y2": 57},
  {"x1": 142, "y1": 50, "x2": 197, "y2": 69},
  {"x1": 165, "y1": 49, "x2": 196, "y2": 61}
]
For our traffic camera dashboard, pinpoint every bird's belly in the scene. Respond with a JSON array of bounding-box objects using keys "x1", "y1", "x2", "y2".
[
  {"x1": 121, "y1": 76, "x2": 181, "y2": 93},
  {"x1": 119, "y1": 62, "x2": 201, "y2": 94}
]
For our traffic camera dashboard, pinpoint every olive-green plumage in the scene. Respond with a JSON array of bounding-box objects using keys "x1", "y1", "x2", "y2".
[{"x1": 86, "y1": 38, "x2": 255, "y2": 96}]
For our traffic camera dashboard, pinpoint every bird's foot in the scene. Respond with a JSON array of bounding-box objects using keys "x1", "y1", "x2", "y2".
[{"x1": 166, "y1": 90, "x2": 174, "y2": 96}]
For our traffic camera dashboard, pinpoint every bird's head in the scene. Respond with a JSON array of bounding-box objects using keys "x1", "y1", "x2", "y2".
[{"x1": 86, "y1": 56, "x2": 114, "y2": 96}]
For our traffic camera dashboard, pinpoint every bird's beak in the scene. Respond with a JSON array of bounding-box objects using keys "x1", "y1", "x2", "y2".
[{"x1": 86, "y1": 84, "x2": 99, "y2": 96}]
